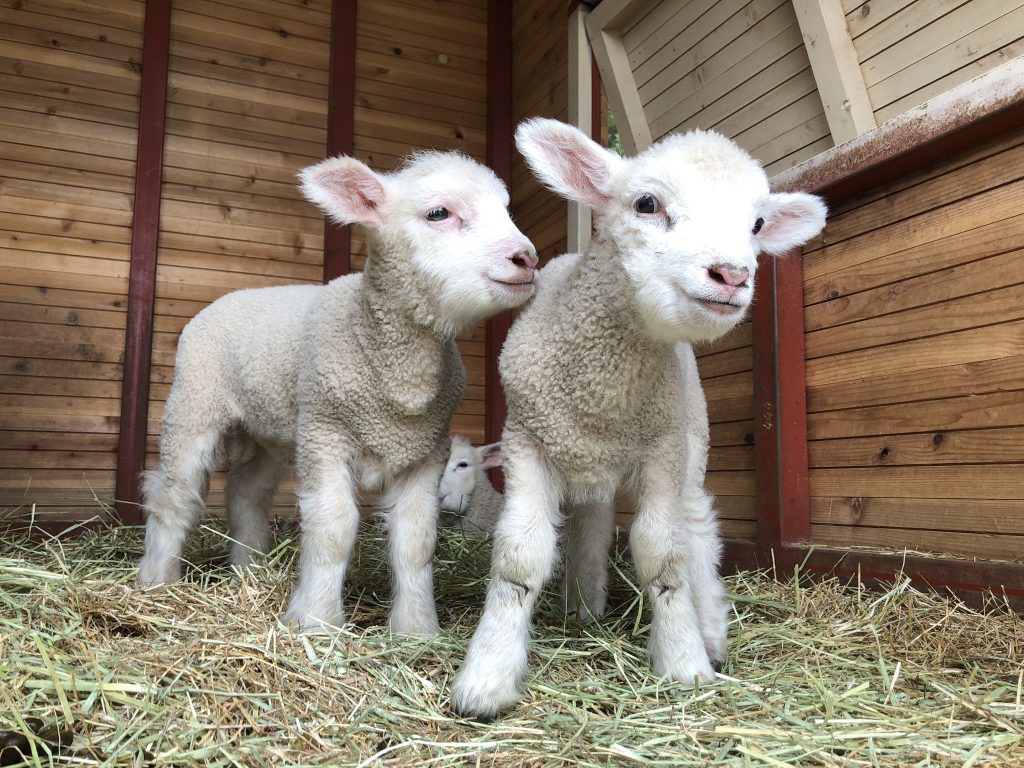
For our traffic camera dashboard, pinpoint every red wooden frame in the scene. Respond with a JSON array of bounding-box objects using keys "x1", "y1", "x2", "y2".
[
  {"x1": 323, "y1": 0, "x2": 357, "y2": 282},
  {"x1": 114, "y1": 0, "x2": 172, "y2": 525},
  {"x1": 483, "y1": 0, "x2": 514, "y2": 453}
]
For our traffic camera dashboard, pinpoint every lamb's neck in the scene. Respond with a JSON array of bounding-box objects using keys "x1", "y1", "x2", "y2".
[
  {"x1": 356, "y1": 236, "x2": 453, "y2": 414},
  {"x1": 564, "y1": 242, "x2": 669, "y2": 362},
  {"x1": 555, "y1": 241, "x2": 676, "y2": 417}
]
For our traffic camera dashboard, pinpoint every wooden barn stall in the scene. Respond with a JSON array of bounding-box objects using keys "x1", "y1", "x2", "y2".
[
  {"x1": 0, "y1": 0, "x2": 569, "y2": 526},
  {"x1": 2, "y1": 0, "x2": 1023, "y2": 607},
  {"x1": 586, "y1": 0, "x2": 1024, "y2": 605}
]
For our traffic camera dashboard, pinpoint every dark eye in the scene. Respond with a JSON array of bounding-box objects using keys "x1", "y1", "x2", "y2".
[
  {"x1": 634, "y1": 194, "x2": 661, "y2": 214},
  {"x1": 426, "y1": 207, "x2": 449, "y2": 221},
  {"x1": 752, "y1": 217, "x2": 764, "y2": 235},
  {"x1": 456, "y1": 461, "x2": 469, "y2": 469}
]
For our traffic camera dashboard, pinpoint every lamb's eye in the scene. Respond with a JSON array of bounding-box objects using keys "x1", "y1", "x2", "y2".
[
  {"x1": 634, "y1": 194, "x2": 661, "y2": 214},
  {"x1": 752, "y1": 217, "x2": 764, "y2": 235},
  {"x1": 426, "y1": 207, "x2": 449, "y2": 221},
  {"x1": 456, "y1": 461, "x2": 469, "y2": 469}
]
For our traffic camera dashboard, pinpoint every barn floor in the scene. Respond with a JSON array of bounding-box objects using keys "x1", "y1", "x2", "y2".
[{"x1": 1, "y1": 514, "x2": 1022, "y2": 767}]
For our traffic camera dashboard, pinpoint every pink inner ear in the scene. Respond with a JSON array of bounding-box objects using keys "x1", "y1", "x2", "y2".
[
  {"x1": 549, "y1": 134, "x2": 611, "y2": 207},
  {"x1": 480, "y1": 443, "x2": 503, "y2": 470},
  {"x1": 319, "y1": 167, "x2": 385, "y2": 227}
]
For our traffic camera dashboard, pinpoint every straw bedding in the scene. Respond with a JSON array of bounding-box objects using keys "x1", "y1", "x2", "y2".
[{"x1": 1, "y1": 510, "x2": 1021, "y2": 767}]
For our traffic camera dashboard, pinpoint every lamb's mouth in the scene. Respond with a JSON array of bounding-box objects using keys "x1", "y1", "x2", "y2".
[
  {"x1": 692, "y1": 296, "x2": 744, "y2": 315},
  {"x1": 491, "y1": 277, "x2": 535, "y2": 290}
]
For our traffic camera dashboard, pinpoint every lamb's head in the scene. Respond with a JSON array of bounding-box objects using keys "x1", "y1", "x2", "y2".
[
  {"x1": 299, "y1": 153, "x2": 537, "y2": 334},
  {"x1": 438, "y1": 436, "x2": 501, "y2": 517},
  {"x1": 515, "y1": 119, "x2": 827, "y2": 344}
]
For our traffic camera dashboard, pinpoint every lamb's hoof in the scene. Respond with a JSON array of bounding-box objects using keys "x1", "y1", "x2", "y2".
[
  {"x1": 136, "y1": 558, "x2": 180, "y2": 587},
  {"x1": 654, "y1": 652, "x2": 717, "y2": 686},
  {"x1": 388, "y1": 616, "x2": 440, "y2": 638},
  {"x1": 450, "y1": 667, "x2": 522, "y2": 720},
  {"x1": 281, "y1": 600, "x2": 344, "y2": 633},
  {"x1": 711, "y1": 659, "x2": 724, "y2": 674}
]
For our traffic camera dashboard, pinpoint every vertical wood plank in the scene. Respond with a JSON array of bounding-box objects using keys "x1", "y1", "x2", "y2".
[
  {"x1": 792, "y1": 0, "x2": 876, "y2": 144},
  {"x1": 484, "y1": 0, "x2": 514, "y2": 464},
  {"x1": 115, "y1": 0, "x2": 172, "y2": 525},
  {"x1": 323, "y1": 0, "x2": 357, "y2": 282}
]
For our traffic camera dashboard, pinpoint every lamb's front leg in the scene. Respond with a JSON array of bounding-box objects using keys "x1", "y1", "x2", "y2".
[
  {"x1": 381, "y1": 456, "x2": 444, "y2": 636},
  {"x1": 451, "y1": 445, "x2": 561, "y2": 719},
  {"x1": 283, "y1": 441, "x2": 360, "y2": 631},
  {"x1": 682, "y1": 491, "x2": 730, "y2": 667},
  {"x1": 630, "y1": 463, "x2": 716, "y2": 685}
]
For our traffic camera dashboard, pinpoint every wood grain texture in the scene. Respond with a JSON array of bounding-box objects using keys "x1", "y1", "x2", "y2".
[
  {"x1": 803, "y1": 124, "x2": 1024, "y2": 562},
  {"x1": 0, "y1": 0, "x2": 142, "y2": 523}
]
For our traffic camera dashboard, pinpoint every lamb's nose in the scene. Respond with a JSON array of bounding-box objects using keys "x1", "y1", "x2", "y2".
[
  {"x1": 708, "y1": 264, "x2": 749, "y2": 288},
  {"x1": 509, "y1": 248, "x2": 538, "y2": 270}
]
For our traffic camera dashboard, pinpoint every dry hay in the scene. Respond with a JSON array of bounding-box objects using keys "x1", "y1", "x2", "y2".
[{"x1": 1, "y1": 512, "x2": 1022, "y2": 767}]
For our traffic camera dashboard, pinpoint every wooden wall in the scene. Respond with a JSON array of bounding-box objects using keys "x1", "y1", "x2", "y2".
[
  {"x1": 511, "y1": 0, "x2": 568, "y2": 264},
  {"x1": 845, "y1": 0, "x2": 1024, "y2": 124},
  {"x1": 624, "y1": 0, "x2": 833, "y2": 176},
  {"x1": 0, "y1": 0, "x2": 490, "y2": 524},
  {"x1": 0, "y1": 0, "x2": 144, "y2": 522},
  {"x1": 143, "y1": 0, "x2": 332, "y2": 516},
  {"x1": 352, "y1": 0, "x2": 488, "y2": 444},
  {"x1": 801, "y1": 124, "x2": 1024, "y2": 561}
]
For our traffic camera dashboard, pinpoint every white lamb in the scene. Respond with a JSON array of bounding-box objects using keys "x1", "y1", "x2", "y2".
[
  {"x1": 137, "y1": 151, "x2": 538, "y2": 637},
  {"x1": 438, "y1": 436, "x2": 503, "y2": 535},
  {"x1": 452, "y1": 119, "x2": 826, "y2": 717}
]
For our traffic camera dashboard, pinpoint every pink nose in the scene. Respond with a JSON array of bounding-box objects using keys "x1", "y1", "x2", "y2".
[
  {"x1": 508, "y1": 248, "x2": 538, "y2": 271},
  {"x1": 708, "y1": 264, "x2": 749, "y2": 288}
]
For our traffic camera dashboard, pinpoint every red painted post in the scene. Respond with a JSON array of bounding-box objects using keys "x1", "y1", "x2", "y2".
[
  {"x1": 323, "y1": 0, "x2": 357, "y2": 282},
  {"x1": 115, "y1": 0, "x2": 172, "y2": 525},
  {"x1": 774, "y1": 248, "x2": 811, "y2": 545},
  {"x1": 484, "y1": 0, "x2": 514, "y2": 456},
  {"x1": 752, "y1": 247, "x2": 810, "y2": 552}
]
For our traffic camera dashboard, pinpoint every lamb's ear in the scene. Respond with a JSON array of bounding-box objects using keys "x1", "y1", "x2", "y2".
[
  {"x1": 515, "y1": 118, "x2": 622, "y2": 208},
  {"x1": 299, "y1": 156, "x2": 387, "y2": 228},
  {"x1": 479, "y1": 442, "x2": 503, "y2": 470},
  {"x1": 757, "y1": 192, "x2": 828, "y2": 256}
]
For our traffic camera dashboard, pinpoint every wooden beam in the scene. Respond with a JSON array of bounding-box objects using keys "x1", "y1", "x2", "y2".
[
  {"x1": 585, "y1": 0, "x2": 651, "y2": 155},
  {"x1": 115, "y1": 0, "x2": 171, "y2": 525},
  {"x1": 567, "y1": 5, "x2": 593, "y2": 253},
  {"x1": 484, "y1": 0, "x2": 514, "y2": 466},
  {"x1": 752, "y1": 248, "x2": 811, "y2": 550},
  {"x1": 792, "y1": 0, "x2": 876, "y2": 144},
  {"x1": 323, "y1": 0, "x2": 357, "y2": 282}
]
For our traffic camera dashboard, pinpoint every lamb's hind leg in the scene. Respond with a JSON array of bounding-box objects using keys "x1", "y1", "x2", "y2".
[
  {"x1": 563, "y1": 500, "x2": 615, "y2": 621},
  {"x1": 381, "y1": 451, "x2": 445, "y2": 636},
  {"x1": 138, "y1": 427, "x2": 221, "y2": 586},
  {"x1": 629, "y1": 464, "x2": 715, "y2": 685},
  {"x1": 225, "y1": 441, "x2": 288, "y2": 569}
]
